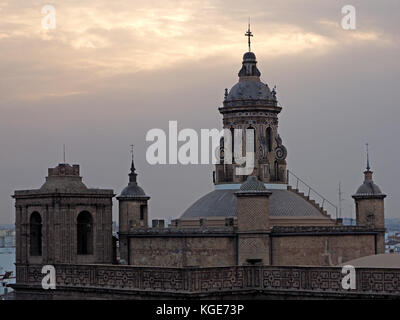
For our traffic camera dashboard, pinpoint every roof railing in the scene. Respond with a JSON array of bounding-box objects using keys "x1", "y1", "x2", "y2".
[{"x1": 287, "y1": 169, "x2": 338, "y2": 219}]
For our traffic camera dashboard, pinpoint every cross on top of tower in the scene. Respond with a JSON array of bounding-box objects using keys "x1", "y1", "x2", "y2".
[{"x1": 245, "y1": 19, "x2": 253, "y2": 52}]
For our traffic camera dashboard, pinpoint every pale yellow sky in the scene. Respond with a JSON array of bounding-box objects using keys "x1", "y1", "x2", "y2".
[{"x1": 0, "y1": 0, "x2": 394, "y2": 102}]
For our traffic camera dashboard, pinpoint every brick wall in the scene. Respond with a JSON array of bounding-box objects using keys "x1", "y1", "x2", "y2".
[
  {"x1": 271, "y1": 234, "x2": 376, "y2": 266},
  {"x1": 129, "y1": 236, "x2": 236, "y2": 267}
]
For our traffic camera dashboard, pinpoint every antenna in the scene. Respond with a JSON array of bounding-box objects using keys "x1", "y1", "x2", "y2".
[
  {"x1": 338, "y1": 181, "x2": 344, "y2": 219},
  {"x1": 63, "y1": 144, "x2": 66, "y2": 163},
  {"x1": 366, "y1": 142, "x2": 370, "y2": 171}
]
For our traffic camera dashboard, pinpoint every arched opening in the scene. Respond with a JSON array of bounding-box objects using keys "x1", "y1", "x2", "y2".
[
  {"x1": 29, "y1": 212, "x2": 42, "y2": 256},
  {"x1": 230, "y1": 127, "x2": 235, "y2": 163},
  {"x1": 266, "y1": 127, "x2": 273, "y2": 152},
  {"x1": 274, "y1": 160, "x2": 280, "y2": 182},
  {"x1": 219, "y1": 136, "x2": 224, "y2": 164},
  {"x1": 77, "y1": 211, "x2": 93, "y2": 255},
  {"x1": 248, "y1": 126, "x2": 256, "y2": 155}
]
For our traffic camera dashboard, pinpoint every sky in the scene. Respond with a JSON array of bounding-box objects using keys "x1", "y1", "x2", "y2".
[{"x1": 0, "y1": 0, "x2": 399, "y2": 224}]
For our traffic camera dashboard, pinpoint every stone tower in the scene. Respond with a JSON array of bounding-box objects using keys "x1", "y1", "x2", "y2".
[
  {"x1": 352, "y1": 157, "x2": 386, "y2": 253},
  {"x1": 235, "y1": 175, "x2": 272, "y2": 265},
  {"x1": 215, "y1": 49, "x2": 287, "y2": 185},
  {"x1": 13, "y1": 163, "x2": 114, "y2": 265},
  {"x1": 117, "y1": 156, "x2": 150, "y2": 264},
  {"x1": 352, "y1": 157, "x2": 386, "y2": 229}
]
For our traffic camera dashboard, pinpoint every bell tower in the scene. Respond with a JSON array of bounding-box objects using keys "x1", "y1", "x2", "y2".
[
  {"x1": 352, "y1": 145, "x2": 386, "y2": 253},
  {"x1": 13, "y1": 163, "x2": 114, "y2": 266},
  {"x1": 215, "y1": 26, "x2": 287, "y2": 185},
  {"x1": 117, "y1": 148, "x2": 150, "y2": 263}
]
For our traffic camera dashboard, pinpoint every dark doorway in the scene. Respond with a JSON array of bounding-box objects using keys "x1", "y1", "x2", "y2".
[
  {"x1": 29, "y1": 212, "x2": 42, "y2": 256},
  {"x1": 77, "y1": 211, "x2": 93, "y2": 255}
]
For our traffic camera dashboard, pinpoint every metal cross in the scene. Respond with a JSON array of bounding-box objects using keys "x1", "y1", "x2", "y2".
[{"x1": 245, "y1": 19, "x2": 253, "y2": 52}]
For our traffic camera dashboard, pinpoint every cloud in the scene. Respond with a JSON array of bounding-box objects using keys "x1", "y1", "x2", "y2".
[
  {"x1": 1, "y1": 1, "x2": 394, "y2": 104},
  {"x1": 0, "y1": 0, "x2": 399, "y2": 223}
]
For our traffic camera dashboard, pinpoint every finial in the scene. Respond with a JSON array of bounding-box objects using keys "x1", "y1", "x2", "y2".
[
  {"x1": 271, "y1": 85, "x2": 277, "y2": 98},
  {"x1": 245, "y1": 17, "x2": 253, "y2": 52},
  {"x1": 130, "y1": 144, "x2": 136, "y2": 173},
  {"x1": 63, "y1": 144, "x2": 66, "y2": 163},
  {"x1": 366, "y1": 143, "x2": 370, "y2": 171},
  {"x1": 224, "y1": 88, "x2": 228, "y2": 100}
]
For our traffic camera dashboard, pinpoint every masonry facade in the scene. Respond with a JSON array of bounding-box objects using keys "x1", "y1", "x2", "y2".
[
  {"x1": 13, "y1": 164, "x2": 114, "y2": 266},
  {"x1": 12, "y1": 264, "x2": 400, "y2": 300},
  {"x1": 12, "y1": 45, "x2": 389, "y2": 299}
]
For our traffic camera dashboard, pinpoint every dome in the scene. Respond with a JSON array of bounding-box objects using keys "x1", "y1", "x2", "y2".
[
  {"x1": 180, "y1": 188, "x2": 333, "y2": 220},
  {"x1": 40, "y1": 177, "x2": 87, "y2": 193},
  {"x1": 356, "y1": 181, "x2": 382, "y2": 195},
  {"x1": 225, "y1": 51, "x2": 275, "y2": 102},
  {"x1": 243, "y1": 51, "x2": 256, "y2": 61},
  {"x1": 227, "y1": 80, "x2": 272, "y2": 101},
  {"x1": 117, "y1": 158, "x2": 149, "y2": 199},
  {"x1": 39, "y1": 163, "x2": 88, "y2": 193},
  {"x1": 240, "y1": 176, "x2": 266, "y2": 191},
  {"x1": 119, "y1": 184, "x2": 147, "y2": 197},
  {"x1": 353, "y1": 170, "x2": 385, "y2": 198}
]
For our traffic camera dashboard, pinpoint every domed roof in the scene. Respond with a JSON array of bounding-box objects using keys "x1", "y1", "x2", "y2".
[
  {"x1": 225, "y1": 51, "x2": 275, "y2": 102},
  {"x1": 180, "y1": 188, "x2": 333, "y2": 220},
  {"x1": 117, "y1": 158, "x2": 149, "y2": 199},
  {"x1": 353, "y1": 170, "x2": 385, "y2": 198},
  {"x1": 227, "y1": 80, "x2": 272, "y2": 101},
  {"x1": 120, "y1": 184, "x2": 146, "y2": 197},
  {"x1": 40, "y1": 177, "x2": 88, "y2": 193},
  {"x1": 39, "y1": 163, "x2": 88, "y2": 193},
  {"x1": 243, "y1": 51, "x2": 256, "y2": 61},
  {"x1": 356, "y1": 181, "x2": 382, "y2": 195},
  {"x1": 240, "y1": 176, "x2": 267, "y2": 191}
]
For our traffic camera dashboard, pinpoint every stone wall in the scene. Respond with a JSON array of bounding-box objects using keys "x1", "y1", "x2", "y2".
[
  {"x1": 14, "y1": 195, "x2": 114, "y2": 265},
  {"x1": 270, "y1": 226, "x2": 383, "y2": 266},
  {"x1": 129, "y1": 236, "x2": 236, "y2": 267},
  {"x1": 356, "y1": 198, "x2": 385, "y2": 228},
  {"x1": 123, "y1": 226, "x2": 383, "y2": 267},
  {"x1": 12, "y1": 263, "x2": 400, "y2": 299},
  {"x1": 271, "y1": 234, "x2": 376, "y2": 266}
]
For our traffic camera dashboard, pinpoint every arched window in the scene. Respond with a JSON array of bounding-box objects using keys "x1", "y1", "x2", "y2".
[
  {"x1": 77, "y1": 211, "x2": 93, "y2": 255},
  {"x1": 230, "y1": 127, "x2": 235, "y2": 162},
  {"x1": 274, "y1": 160, "x2": 279, "y2": 182},
  {"x1": 248, "y1": 126, "x2": 256, "y2": 154},
  {"x1": 30, "y1": 212, "x2": 42, "y2": 256},
  {"x1": 266, "y1": 127, "x2": 273, "y2": 152}
]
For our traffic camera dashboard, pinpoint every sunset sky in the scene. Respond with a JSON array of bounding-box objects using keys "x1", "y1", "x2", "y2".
[{"x1": 0, "y1": 0, "x2": 399, "y2": 223}]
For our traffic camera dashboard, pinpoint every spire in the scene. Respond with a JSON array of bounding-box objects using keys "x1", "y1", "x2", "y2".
[
  {"x1": 129, "y1": 144, "x2": 137, "y2": 184},
  {"x1": 364, "y1": 143, "x2": 373, "y2": 181},
  {"x1": 366, "y1": 143, "x2": 370, "y2": 171},
  {"x1": 245, "y1": 18, "x2": 253, "y2": 52},
  {"x1": 130, "y1": 144, "x2": 136, "y2": 173},
  {"x1": 117, "y1": 146, "x2": 149, "y2": 199}
]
